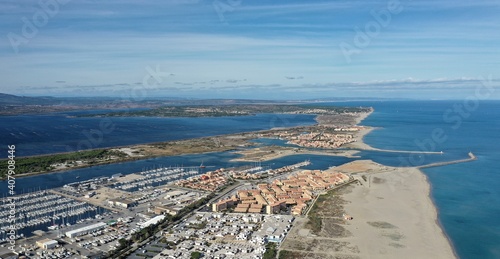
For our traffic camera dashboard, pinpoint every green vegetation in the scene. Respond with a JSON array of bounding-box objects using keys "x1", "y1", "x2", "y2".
[
  {"x1": 278, "y1": 250, "x2": 295, "y2": 259},
  {"x1": 80, "y1": 104, "x2": 371, "y2": 118},
  {"x1": 107, "y1": 238, "x2": 133, "y2": 258},
  {"x1": 190, "y1": 251, "x2": 202, "y2": 259},
  {"x1": 307, "y1": 214, "x2": 322, "y2": 234},
  {"x1": 0, "y1": 149, "x2": 127, "y2": 179},
  {"x1": 306, "y1": 196, "x2": 324, "y2": 234},
  {"x1": 367, "y1": 221, "x2": 397, "y2": 229},
  {"x1": 306, "y1": 189, "x2": 339, "y2": 234},
  {"x1": 188, "y1": 221, "x2": 207, "y2": 229},
  {"x1": 263, "y1": 242, "x2": 278, "y2": 259},
  {"x1": 132, "y1": 223, "x2": 157, "y2": 242},
  {"x1": 167, "y1": 193, "x2": 215, "y2": 222}
]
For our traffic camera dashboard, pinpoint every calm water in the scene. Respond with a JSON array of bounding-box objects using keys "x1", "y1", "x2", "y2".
[
  {"x1": 1, "y1": 101, "x2": 499, "y2": 258},
  {"x1": 339, "y1": 100, "x2": 500, "y2": 259},
  {"x1": 0, "y1": 111, "x2": 316, "y2": 156}
]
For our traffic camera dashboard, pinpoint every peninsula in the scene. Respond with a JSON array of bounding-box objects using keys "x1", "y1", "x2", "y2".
[
  {"x1": 0, "y1": 102, "x2": 463, "y2": 259},
  {"x1": 0, "y1": 104, "x2": 372, "y2": 179}
]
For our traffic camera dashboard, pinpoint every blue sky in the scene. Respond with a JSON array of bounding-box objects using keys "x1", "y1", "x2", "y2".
[{"x1": 0, "y1": 0, "x2": 499, "y2": 99}]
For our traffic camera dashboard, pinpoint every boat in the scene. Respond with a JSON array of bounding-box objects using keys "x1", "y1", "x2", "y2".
[
  {"x1": 48, "y1": 225, "x2": 59, "y2": 230},
  {"x1": 200, "y1": 161, "x2": 206, "y2": 169}
]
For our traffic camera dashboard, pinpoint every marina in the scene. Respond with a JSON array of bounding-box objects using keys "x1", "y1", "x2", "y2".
[
  {"x1": 0, "y1": 190, "x2": 105, "y2": 240},
  {"x1": 110, "y1": 167, "x2": 201, "y2": 192}
]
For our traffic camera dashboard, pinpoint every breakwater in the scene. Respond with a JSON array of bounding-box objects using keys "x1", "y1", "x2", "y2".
[{"x1": 418, "y1": 152, "x2": 476, "y2": 169}]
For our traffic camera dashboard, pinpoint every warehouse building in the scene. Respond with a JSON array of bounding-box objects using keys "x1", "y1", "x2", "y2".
[
  {"x1": 140, "y1": 215, "x2": 165, "y2": 229},
  {"x1": 36, "y1": 238, "x2": 58, "y2": 249},
  {"x1": 65, "y1": 222, "x2": 107, "y2": 238},
  {"x1": 108, "y1": 198, "x2": 136, "y2": 208}
]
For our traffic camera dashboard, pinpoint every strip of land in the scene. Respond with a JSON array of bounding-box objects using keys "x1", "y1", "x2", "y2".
[
  {"x1": 418, "y1": 152, "x2": 476, "y2": 169},
  {"x1": 0, "y1": 107, "x2": 371, "y2": 179},
  {"x1": 1, "y1": 107, "x2": 445, "y2": 179}
]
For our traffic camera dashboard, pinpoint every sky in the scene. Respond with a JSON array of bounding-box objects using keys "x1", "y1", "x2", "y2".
[{"x1": 0, "y1": 0, "x2": 499, "y2": 100}]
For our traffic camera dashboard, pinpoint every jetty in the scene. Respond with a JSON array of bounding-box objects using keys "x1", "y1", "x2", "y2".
[
  {"x1": 418, "y1": 152, "x2": 476, "y2": 169},
  {"x1": 367, "y1": 147, "x2": 444, "y2": 155}
]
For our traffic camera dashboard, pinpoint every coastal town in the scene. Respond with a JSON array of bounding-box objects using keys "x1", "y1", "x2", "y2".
[
  {"x1": 0, "y1": 107, "x2": 463, "y2": 259},
  {"x1": 0, "y1": 158, "x2": 354, "y2": 259},
  {"x1": 258, "y1": 126, "x2": 364, "y2": 149}
]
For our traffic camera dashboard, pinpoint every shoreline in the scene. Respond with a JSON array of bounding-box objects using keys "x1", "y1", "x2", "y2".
[
  {"x1": 338, "y1": 109, "x2": 457, "y2": 257},
  {"x1": 345, "y1": 112, "x2": 444, "y2": 155},
  {"x1": 336, "y1": 160, "x2": 456, "y2": 258},
  {"x1": 354, "y1": 108, "x2": 373, "y2": 125},
  {"x1": 423, "y1": 170, "x2": 460, "y2": 259},
  {"x1": 419, "y1": 167, "x2": 457, "y2": 259},
  {"x1": 1, "y1": 110, "x2": 366, "y2": 180},
  {"x1": 2, "y1": 107, "x2": 459, "y2": 257},
  {"x1": 229, "y1": 110, "x2": 374, "y2": 163},
  {"x1": 279, "y1": 159, "x2": 456, "y2": 258},
  {"x1": 230, "y1": 148, "x2": 360, "y2": 162}
]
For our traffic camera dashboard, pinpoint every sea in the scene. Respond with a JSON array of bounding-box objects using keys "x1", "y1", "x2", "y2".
[
  {"x1": 0, "y1": 111, "x2": 316, "y2": 156},
  {"x1": 1, "y1": 100, "x2": 499, "y2": 258},
  {"x1": 340, "y1": 100, "x2": 500, "y2": 259}
]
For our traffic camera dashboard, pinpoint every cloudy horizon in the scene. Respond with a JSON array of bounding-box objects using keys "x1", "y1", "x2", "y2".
[{"x1": 1, "y1": 0, "x2": 499, "y2": 99}]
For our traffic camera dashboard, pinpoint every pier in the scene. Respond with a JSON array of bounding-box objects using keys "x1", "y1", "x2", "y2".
[{"x1": 418, "y1": 152, "x2": 476, "y2": 169}]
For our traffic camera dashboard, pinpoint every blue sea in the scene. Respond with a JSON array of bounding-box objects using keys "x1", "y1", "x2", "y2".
[
  {"x1": 342, "y1": 100, "x2": 500, "y2": 259},
  {"x1": 1, "y1": 100, "x2": 499, "y2": 258}
]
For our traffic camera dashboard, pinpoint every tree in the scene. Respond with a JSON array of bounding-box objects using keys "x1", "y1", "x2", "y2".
[{"x1": 191, "y1": 251, "x2": 202, "y2": 259}]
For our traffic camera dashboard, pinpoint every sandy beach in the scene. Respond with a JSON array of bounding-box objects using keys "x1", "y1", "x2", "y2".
[
  {"x1": 280, "y1": 160, "x2": 456, "y2": 258},
  {"x1": 230, "y1": 147, "x2": 360, "y2": 162},
  {"x1": 354, "y1": 109, "x2": 373, "y2": 125},
  {"x1": 340, "y1": 160, "x2": 455, "y2": 258},
  {"x1": 345, "y1": 126, "x2": 376, "y2": 150}
]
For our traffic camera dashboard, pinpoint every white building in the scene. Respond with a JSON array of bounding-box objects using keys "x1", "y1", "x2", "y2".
[
  {"x1": 140, "y1": 215, "x2": 165, "y2": 229},
  {"x1": 36, "y1": 238, "x2": 58, "y2": 249},
  {"x1": 108, "y1": 198, "x2": 136, "y2": 208},
  {"x1": 65, "y1": 222, "x2": 107, "y2": 238}
]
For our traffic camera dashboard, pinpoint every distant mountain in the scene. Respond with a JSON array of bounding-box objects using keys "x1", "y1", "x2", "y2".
[
  {"x1": 4, "y1": 93, "x2": 400, "y2": 108},
  {"x1": 0, "y1": 93, "x2": 61, "y2": 105},
  {"x1": 0, "y1": 93, "x2": 286, "y2": 106}
]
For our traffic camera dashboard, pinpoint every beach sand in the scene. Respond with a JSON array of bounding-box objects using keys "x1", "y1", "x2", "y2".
[
  {"x1": 346, "y1": 127, "x2": 376, "y2": 150},
  {"x1": 338, "y1": 160, "x2": 456, "y2": 258},
  {"x1": 230, "y1": 111, "x2": 376, "y2": 162},
  {"x1": 346, "y1": 127, "x2": 443, "y2": 154},
  {"x1": 281, "y1": 160, "x2": 455, "y2": 258},
  {"x1": 278, "y1": 110, "x2": 455, "y2": 258},
  {"x1": 230, "y1": 148, "x2": 360, "y2": 162},
  {"x1": 354, "y1": 109, "x2": 373, "y2": 125},
  {"x1": 343, "y1": 109, "x2": 381, "y2": 151}
]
